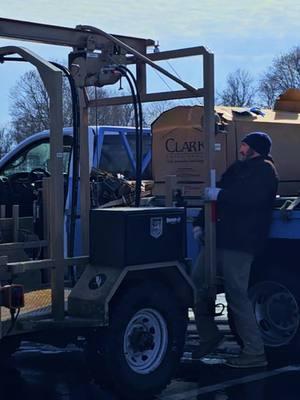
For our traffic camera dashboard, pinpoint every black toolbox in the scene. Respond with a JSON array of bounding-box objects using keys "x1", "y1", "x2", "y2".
[{"x1": 90, "y1": 207, "x2": 186, "y2": 267}]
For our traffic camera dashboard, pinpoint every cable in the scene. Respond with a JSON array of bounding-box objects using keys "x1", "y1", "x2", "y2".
[
  {"x1": 166, "y1": 61, "x2": 183, "y2": 81},
  {"x1": 50, "y1": 62, "x2": 80, "y2": 285},
  {"x1": 152, "y1": 67, "x2": 174, "y2": 92},
  {"x1": 118, "y1": 66, "x2": 143, "y2": 172},
  {"x1": 6, "y1": 308, "x2": 20, "y2": 336},
  {"x1": 116, "y1": 66, "x2": 143, "y2": 207},
  {"x1": 117, "y1": 66, "x2": 143, "y2": 202},
  {"x1": 150, "y1": 62, "x2": 203, "y2": 107}
]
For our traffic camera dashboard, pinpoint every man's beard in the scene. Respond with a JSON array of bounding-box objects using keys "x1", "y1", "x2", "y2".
[{"x1": 240, "y1": 147, "x2": 257, "y2": 161}]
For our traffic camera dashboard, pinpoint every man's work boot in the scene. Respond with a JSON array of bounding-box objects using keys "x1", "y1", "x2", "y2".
[
  {"x1": 192, "y1": 296, "x2": 224, "y2": 359},
  {"x1": 225, "y1": 352, "x2": 268, "y2": 368}
]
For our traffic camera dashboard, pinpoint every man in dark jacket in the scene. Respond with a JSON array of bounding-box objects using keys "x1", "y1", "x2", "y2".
[{"x1": 192, "y1": 131, "x2": 279, "y2": 368}]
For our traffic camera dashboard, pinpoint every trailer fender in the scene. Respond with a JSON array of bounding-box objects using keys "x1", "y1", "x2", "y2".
[{"x1": 68, "y1": 261, "x2": 195, "y2": 325}]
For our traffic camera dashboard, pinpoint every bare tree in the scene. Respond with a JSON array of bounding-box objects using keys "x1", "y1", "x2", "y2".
[
  {"x1": 217, "y1": 69, "x2": 256, "y2": 107},
  {"x1": 9, "y1": 69, "x2": 73, "y2": 142},
  {"x1": 88, "y1": 87, "x2": 134, "y2": 126},
  {"x1": 0, "y1": 126, "x2": 14, "y2": 158},
  {"x1": 258, "y1": 47, "x2": 300, "y2": 107},
  {"x1": 143, "y1": 100, "x2": 179, "y2": 127},
  {"x1": 9, "y1": 69, "x2": 136, "y2": 143}
]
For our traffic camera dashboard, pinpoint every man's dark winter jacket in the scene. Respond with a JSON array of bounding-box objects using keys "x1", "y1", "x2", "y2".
[{"x1": 216, "y1": 156, "x2": 278, "y2": 255}]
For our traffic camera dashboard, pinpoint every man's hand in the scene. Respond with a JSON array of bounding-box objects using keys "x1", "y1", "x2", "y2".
[
  {"x1": 204, "y1": 187, "x2": 221, "y2": 201},
  {"x1": 193, "y1": 226, "x2": 203, "y2": 240}
]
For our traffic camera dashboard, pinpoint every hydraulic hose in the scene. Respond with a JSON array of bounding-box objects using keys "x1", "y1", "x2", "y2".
[
  {"x1": 50, "y1": 62, "x2": 80, "y2": 284},
  {"x1": 116, "y1": 66, "x2": 143, "y2": 207}
]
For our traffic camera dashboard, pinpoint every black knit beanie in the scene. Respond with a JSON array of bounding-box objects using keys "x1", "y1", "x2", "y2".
[{"x1": 242, "y1": 132, "x2": 272, "y2": 157}]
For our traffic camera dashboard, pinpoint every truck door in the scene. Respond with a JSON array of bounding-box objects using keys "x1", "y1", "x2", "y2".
[{"x1": 0, "y1": 134, "x2": 73, "y2": 227}]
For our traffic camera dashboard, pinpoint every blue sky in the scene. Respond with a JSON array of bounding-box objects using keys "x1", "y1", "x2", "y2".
[{"x1": 1, "y1": 0, "x2": 299, "y2": 125}]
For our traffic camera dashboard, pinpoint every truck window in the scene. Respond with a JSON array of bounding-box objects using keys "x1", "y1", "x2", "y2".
[
  {"x1": 1, "y1": 139, "x2": 72, "y2": 177},
  {"x1": 100, "y1": 134, "x2": 151, "y2": 179}
]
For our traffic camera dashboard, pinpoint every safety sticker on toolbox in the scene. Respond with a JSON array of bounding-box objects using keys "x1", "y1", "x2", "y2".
[{"x1": 150, "y1": 217, "x2": 163, "y2": 239}]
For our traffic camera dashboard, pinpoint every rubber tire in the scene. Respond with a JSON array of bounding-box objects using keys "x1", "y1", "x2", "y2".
[
  {"x1": 223, "y1": 241, "x2": 300, "y2": 364},
  {"x1": 250, "y1": 279, "x2": 300, "y2": 365},
  {"x1": 227, "y1": 283, "x2": 300, "y2": 364},
  {"x1": 85, "y1": 281, "x2": 188, "y2": 400}
]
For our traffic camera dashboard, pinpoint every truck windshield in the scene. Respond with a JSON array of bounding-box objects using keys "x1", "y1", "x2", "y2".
[
  {"x1": 100, "y1": 134, "x2": 152, "y2": 180},
  {"x1": 1, "y1": 139, "x2": 72, "y2": 177}
]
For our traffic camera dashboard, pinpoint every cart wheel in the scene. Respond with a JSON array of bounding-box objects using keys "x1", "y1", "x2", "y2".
[{"x1": 85, "y1": 282, "x2": 188, "y2": 399}]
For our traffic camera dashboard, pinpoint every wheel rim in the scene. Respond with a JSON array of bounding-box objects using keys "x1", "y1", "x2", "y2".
[
  {"x1": 123, "y1": 308, "x2": 168, "y2": 374},
  {"x1": 249, "y1": 281, "x2": 299, "y2": 347}
]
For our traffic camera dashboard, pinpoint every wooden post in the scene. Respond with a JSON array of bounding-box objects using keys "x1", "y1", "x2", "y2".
[
  {"x1": 0, "y1": 205, "x2": 6, "y2": 243},
  {"x1": 165, "y1": 175, "x2": 177, "y2": 207},
  {"x1": 1, "y1": 205, "x2": 6, "y2": 218},
  {"x1": 12, "y1": 205, "x2": 19, "y2": 242},
  {"x1": 0, "y1": 255, "x2": 8, "y2": 340},
  {"x1": 42, "y1": 178, "x2": 50, "y2": 283},
  {"x1": 42, "y1": 179, "x2": 50, "y2": 254},
  {"x1": 203, "y1": 50, "x2": 217, "y2": 299},
  {"x1": 41, "y1": 66, "x2": 65, "y2": 321}
]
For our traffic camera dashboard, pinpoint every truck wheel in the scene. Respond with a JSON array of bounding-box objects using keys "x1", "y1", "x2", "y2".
[
  {"x1": 249, "y1": 280, "x2": 300, "y2": 363},
  {"x1": 86, "y1": 282, "x2": 188, "y2": 399}
]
